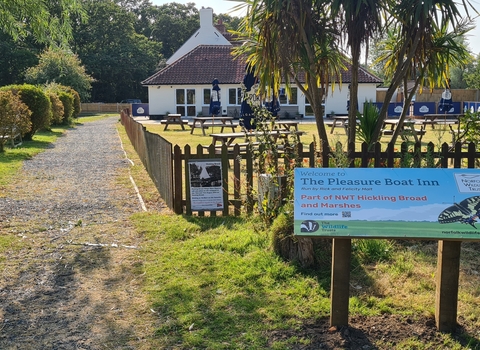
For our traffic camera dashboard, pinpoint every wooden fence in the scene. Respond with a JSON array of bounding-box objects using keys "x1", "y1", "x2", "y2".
[{"x1": 120, "y1": 110, "x2": 480, "y2": 216}]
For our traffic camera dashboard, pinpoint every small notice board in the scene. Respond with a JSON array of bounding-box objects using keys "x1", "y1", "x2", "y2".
[{"x1": 294, "y1": 168, "x2": 480, "y2": 240}]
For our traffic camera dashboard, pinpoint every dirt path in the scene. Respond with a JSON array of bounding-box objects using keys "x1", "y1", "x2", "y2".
[{"x1": 0, "y1": 118, "x2": 157, "y2": 349}]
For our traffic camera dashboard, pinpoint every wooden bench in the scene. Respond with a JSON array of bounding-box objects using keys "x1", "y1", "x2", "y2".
[
  {"x1": 160, "y1": 114, "x2": 189, "y2": 131},
  {"x1": 0, "y1": 132, "x2": 22, "y2": 147},
  {"x1": 190, "y1": 116, "x2": 237, "y2": 136}
]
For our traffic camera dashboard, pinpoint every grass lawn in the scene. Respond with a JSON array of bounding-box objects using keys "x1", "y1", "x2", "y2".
[{"x1": 140, "y1": 118, "x2": 454, "y2": 150}]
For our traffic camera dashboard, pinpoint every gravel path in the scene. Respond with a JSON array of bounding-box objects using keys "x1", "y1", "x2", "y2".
[{"x1": 0, "y1": 117, "x2": 155, "y2": 349}]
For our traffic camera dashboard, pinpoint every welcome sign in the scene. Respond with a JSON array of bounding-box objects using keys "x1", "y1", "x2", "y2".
[{"x1": 294, "y1": 168, "x2": 480, "y2": 240}]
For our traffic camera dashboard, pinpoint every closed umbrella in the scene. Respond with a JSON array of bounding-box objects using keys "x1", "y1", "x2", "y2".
[
  {"x1": 240, "y1": 65, "x2": 259, "y2": 131},
  {"x1": 438, "y1": 88, "x2": 453, "y2": 113},
  {"x1": 209, "y1": 78, "x2": 221, "y2": 116}
]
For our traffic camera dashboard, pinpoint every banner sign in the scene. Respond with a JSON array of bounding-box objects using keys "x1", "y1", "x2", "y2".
[
  {"x1": 131, "y1": 103, "x2": 149, "y2": 117},
  {"x1": 188, "y1": 159, "x2": 224, "y2": 211},
  {"x1": 294, "y1": 168, "x2": 480, "y2": 240}
]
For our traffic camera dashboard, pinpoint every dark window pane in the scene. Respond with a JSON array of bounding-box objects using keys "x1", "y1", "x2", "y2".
[
  {"x1": 187, "y1": 106, "x2": 196, "y2": 116},
  {"x1": 290, "y1": 88, "x2": 298, "y2": 104},
  {"x1": 176, "y1": 89, "x2": 185, "y2": 104},
  {"x1": 203, "y1": 89, "x2": 211, "y2": 104},
  {"x1": 176, "y1": 106, "x2": 185, "y2": 115},
  {"x1": 229, "y1": 88, "x2": 236, "y2": 104},
  {"x1": 187, "y1": 89, "x2": 195, "y2": 104}
]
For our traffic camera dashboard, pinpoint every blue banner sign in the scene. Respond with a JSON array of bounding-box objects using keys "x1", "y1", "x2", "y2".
[
  {"x1": 132, "y1": 103, "x2": 149, "y2": 117},
  {"x1": 294, "y1": 168, "x2": 480, "y2": 240}
]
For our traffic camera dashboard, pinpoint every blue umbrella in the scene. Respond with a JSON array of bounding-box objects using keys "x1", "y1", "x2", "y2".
[
  {"x1": 240, "y1": 65, "x2": 258, "y2": 131},
  {"x1": 264, "y1": 91, "x2": 281, "y2": 117},
  {"x1": 209, "y1": 78, "x2": 221, "y2": 116}
]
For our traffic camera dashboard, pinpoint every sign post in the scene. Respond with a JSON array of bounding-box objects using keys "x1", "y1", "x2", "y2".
[{"x1": 294, "y1": 168, "x2": 480, "y2": 330}]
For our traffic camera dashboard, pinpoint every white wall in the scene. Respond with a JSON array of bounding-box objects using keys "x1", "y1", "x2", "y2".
[{"x1": 147, "y1": 83, "x2": 379, "y2": 117}]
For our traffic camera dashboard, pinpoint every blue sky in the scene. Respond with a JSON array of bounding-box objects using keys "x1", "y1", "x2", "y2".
[{"x1": 151, "y1": 0, "x2": 480, "y2": 55}]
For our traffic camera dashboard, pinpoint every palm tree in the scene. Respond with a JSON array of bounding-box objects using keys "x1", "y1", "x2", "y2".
[
  {"x1": 330, "y1": 0, "x2": 384, "y2": 145},
  {"x1": 232, "y1": 0, "x2": 345, "y2": 151},
  {"x1": 377, "y1": 18, "x2": 473, "y2": 145},
  {"x1": 370, "y1": 0, "x2": 477, "y2": 147}
]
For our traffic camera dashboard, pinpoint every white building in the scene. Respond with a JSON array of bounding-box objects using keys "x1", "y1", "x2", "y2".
[{"x1": 142, "y1": 8, "x2": 382, "y2": 119}]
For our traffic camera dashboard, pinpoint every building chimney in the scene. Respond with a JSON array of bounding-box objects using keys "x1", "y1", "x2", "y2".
[
  {"x1": 215, "y1": 19, "x2": 226, "y2": 34},
  {"x1": 199, "y1": 8, "x2": 213, "y2": 28}
]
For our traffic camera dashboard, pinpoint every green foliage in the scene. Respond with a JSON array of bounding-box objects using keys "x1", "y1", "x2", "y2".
[
  {"x1": 457, "y1": 110, "x2": 480, "y2": 144},
  {"x1": 0, "y1": 84, "x2": 51, "y2": 141},
  {"x1": 24, "y1": 48, "x2": 93, "y2": 102},
  {"x1": 45, "y1": 91, "x2": 64, "y2": 125},
  {"x1": 353, "y1": 239, "x2": 394, "y2": 265},
  {"x1": 0, "y1": 90, "x2": 32, "y2": 152},
  {"x1": 356, "y1": 100, "x2": 380, "y2": 145},
  {"x1": 464, "y1": 53, "x2": 480, "y2": 90},
  {"x1": 44, "y1": 83, "x2": 80, "y2": 124},
  {"x1": 72, "y1": 0, "x2": 162, "y2": 102},
  {"x1": 0, "y1": 0, "x2": 86, "y2": 45}
]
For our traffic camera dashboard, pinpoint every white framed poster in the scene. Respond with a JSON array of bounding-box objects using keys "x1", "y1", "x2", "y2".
[{"x1": 188, "y1": 159, "x2": 224, "y2": 211}]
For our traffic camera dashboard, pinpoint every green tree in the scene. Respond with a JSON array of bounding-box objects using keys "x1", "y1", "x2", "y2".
[
  {"x1": 330, "y1": 0, "x2": 384, "y2": 144},
  {"x1": 147, "y1": 3, "x2": 200, "y2": 59},
  {"x1": 233, "y1": 0, "x2": 345, "y2": 150},
  {"x1": 0, "y1": 32, "x2": 41, "y2": 87},
  {"x1": 0, "y1": 91, "x2": 32, "y2": 152},
  {"x1": 71, "y1": 0, "x2": 161, "y2": 102},
  {"x1": 24, "y1": 48, "x2": 94, "y2": 102},
  {"x1": 0, "y1": 0, "x2": 86, "y2": 45},
  {"x1": 370, "y1": 0, "x2": 477, "y2": 147},
  {"x1": 464, "y1": 54, "x2": 480, "y2": 90}
]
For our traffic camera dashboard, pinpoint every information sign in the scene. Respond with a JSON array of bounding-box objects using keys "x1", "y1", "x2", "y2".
[
  {"x1": 294, "y1": 168, "x2": 480, "y2": 240},
  {"x1": 188, "y1": 159, "x2": 224, "y2": 211}
]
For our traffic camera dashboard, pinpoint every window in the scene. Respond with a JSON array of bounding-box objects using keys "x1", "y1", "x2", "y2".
[
  {"x1": 176, "y1": 89, "x2": 196, "y2": 116},
  {"x1": 304, "y1": 89, "x2": 325, "y2": 117},
  {"x1": 203, "y1": 89, "x2": 211, "y2": 105},
  {"x1": 279, "y1": 87, "x2": 298, "y2": 105},
  {"x1": 228, "y1": 88, "x2": 242, "y2": 105}
]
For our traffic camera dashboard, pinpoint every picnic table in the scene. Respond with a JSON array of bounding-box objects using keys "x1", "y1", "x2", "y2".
[
  {"x1": 383, "y1": 118, "x2": 426, "y2": 142},
  {"x1": 210, "y1": 130, "x2": 304, "y2": 146},
  {"x1": 274, "y1": 120, "x2": 300, "y2": 131},
  {"x1": 161, "y1": 114, "x2": 189, "y2": 131},
  {"x1": 422, "y1": 114, "x2": 462, "y2": 129},
  {"x1": 329, "y1": 116, "x2": 349, "y2": 134},
  {"x1": 190, "y1": 116, "x2": 237, "y2": 136}
]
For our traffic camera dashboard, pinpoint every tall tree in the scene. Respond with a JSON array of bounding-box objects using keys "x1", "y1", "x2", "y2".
[
  {"x1": 330, "y1": 0, "x2": 384, "y2": 145},
  {"x1": 377, "y1": 18, "x2": 472, "y2": 145},
  {"x1": 148, "y1": 3, "x2": 200, "y2": 59},
  {"x1": 233, "y1": 0, "x2": 345, "y2": 150},
  {"x1": 370, "y1": 0, "x2": 477, "y2": 147},
  {"x1": 24, "y1": 48, "x2": 94, "y2": 101},
  {"x1": 0, "y1": 0, "x2": 86, "y2": 45},
  {"x1": 71, "y1": 0, "x2": 161, "y2": 102}
]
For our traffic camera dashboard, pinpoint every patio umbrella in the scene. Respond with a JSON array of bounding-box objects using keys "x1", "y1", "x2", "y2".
[
  {"x1": 240, "y1": 65, "x2": 259, "y2": 131},
  {"x1": 264, "y1": 90, "x2": 281, "y2": 118},
  {"x1": 209, "y1": 78, "x2": 221, "y2": 116},
  {"x1": 438, "y1": 88, "x2": 453, "y2": 113}
]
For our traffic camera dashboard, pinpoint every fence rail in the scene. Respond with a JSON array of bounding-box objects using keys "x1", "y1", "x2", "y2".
[{"x1": 120, "y1": 111, "x2": 480, "y2": 216}]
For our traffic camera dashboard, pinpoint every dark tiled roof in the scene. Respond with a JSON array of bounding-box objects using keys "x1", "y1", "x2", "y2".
[
  {"x1": 141, "y1": 45, "x2": 382, "y2": 85},
  {"x1": 142, "y1": 45, "x2": 245, "y2": 85}
]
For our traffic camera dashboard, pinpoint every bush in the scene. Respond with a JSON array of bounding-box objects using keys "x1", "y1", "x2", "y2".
[
  {"x1": 0, "y1": 84, "x2": 51, "y2": 141},
  {"x1": 44, "y1": 83, "x2": 80, "y2": 123},
  {"x1": 57, "y1": 91, "x2": 74, "y2": 124},
  {"x1": 0, "y1": 90, "x2": 32, "y2": 152},
  {"x1": 46, "y1": 92, "x2": 64, "y2": 125}
]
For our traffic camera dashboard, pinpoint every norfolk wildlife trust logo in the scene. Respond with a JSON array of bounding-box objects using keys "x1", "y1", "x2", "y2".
[{"x1": 300, "y1": 220, "x2": 319, "y2": 233}]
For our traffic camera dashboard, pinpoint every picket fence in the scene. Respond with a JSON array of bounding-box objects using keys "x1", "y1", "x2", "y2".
[{"x1": 120, "y1": 110, "x2": 480, "y2": 216}]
